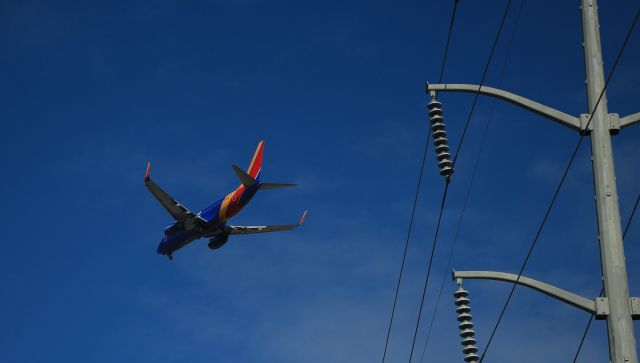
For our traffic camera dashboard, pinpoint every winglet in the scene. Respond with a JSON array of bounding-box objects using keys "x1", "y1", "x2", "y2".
[
  {"x1": 299, "y1": 210, "x2": 308, "y2": 226},
  {"x1": 145, "y1": 162, "x2": 151, "y2": 182}
]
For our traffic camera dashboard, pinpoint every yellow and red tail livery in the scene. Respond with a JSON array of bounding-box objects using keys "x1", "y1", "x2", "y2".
[{"x1": 247, "y1": 140, "x2": 264, "y2": 179}]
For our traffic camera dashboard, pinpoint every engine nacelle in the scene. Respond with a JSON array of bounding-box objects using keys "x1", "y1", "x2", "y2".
[{"x1": 208, "y1": 235, "x2": 229, "y2": 250}]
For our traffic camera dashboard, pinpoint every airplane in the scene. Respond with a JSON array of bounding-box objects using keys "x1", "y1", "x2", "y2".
[{"x1": 145, "y1": 141, "x2": 306, "y2": 260}]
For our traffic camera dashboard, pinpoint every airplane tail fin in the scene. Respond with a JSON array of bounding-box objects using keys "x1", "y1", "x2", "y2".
[
  {"x1": 246, "y1": 141, "x2": 264, "y2": 180},
  {"x1": 237, "y1": 140, "x2": 297, "y2": 190}
]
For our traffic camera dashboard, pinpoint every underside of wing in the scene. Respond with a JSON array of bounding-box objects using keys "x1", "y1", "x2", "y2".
[
  {"x1": 225, "y1": 211, "x2": 307, "y2": 235},
  {"x1": 145, "y1": 163, "x2": 193, "y2": 222},
  {"x1": 226, "y1": 224, "x2": 298, "y2": 235}
]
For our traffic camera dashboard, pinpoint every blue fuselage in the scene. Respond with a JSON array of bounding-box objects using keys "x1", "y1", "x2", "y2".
[{"x1": 156, "y1": 182, "x2": 260, "y2": 256}]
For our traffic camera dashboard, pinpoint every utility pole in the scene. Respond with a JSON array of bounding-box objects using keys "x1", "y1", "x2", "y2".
[
  {"x1": 427, "y1": 1, "x2": 640, "y2": 362},
  {"x1": 582, "y1": 0, "x2": 638, "y2": 362}
]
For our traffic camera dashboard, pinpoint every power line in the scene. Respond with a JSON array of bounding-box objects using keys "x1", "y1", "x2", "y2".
[
  {"x1": 571, "y1": 190, "x2": 640, "y2": 363},
  {"x1": 379, "y1": 132, "x2": 430, "y2": 363},
  {"x1": 379, "y1": 2, "x2": 461, "y2": 362},
  {"x1": 452, "y1": 0, "x2": 513, "y2": 164},
  {"x1": 571, "y1": 304, "x2": 598, "y2": 363},
  {"x1": 478, "y1": 8, "x2": 640, "y2": 362},
  {"x1": 478, "y1": 125, "x2": 582, "y2": 363},
  {"x1": 623, "y1": 191, "x2": 640, "y2": 238},
  {"x1": 407, "y1": 180, "x2": 450, "y2": 363},
  {"x1": 418, "y1": 2, "x2": 525, "y2": 361},
  {"x1": 438, "y1": 0, "x2": 461, "y2": 84},
  {"x1": 407, "y1": 1, "x2": 516, "y2": 362}
]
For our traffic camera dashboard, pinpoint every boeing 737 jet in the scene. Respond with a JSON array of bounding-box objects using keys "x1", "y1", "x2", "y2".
[{"x1": 145, "y1": 141, "x2": 306, "y2": 260}]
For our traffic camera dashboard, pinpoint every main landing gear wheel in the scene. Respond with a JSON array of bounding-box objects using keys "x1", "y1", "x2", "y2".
[{"x1": 168, "y1": 254, "x2": 173, "y2": 261}]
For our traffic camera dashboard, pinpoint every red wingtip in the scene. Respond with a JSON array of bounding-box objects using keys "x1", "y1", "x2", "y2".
[
  {"x1": 144, "y1": 162, "x2": 151, "y2": 182},
  {"x1": 299, "y1": 211, "x2": 308, "y2": 225}
]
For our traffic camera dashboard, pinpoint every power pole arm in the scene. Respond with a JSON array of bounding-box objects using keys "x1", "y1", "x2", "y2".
[
  {"x1": 426, "y1": 83, "x2": 582, "y2": 131},
  {"x1": 452, "y1": 270, "x2": 598, "y2": 314},
  {"x1": 621, "y1": 111, "x2": 640, "y2": 129}
]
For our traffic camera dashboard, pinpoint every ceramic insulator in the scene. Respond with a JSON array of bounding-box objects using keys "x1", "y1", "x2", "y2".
[
  {"x1": 427, "y1": 98, "x2": 454, "y2": 177},
  {"x1": 454, "y1": 286, "x2": 480, "y2": 363}
]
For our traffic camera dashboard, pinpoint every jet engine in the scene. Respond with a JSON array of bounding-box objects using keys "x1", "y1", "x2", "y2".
[{"x1": 208, "y1": 235, "x2": 229, "y2": 250}]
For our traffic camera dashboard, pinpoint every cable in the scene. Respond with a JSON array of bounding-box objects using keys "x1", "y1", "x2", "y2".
[
  {"x1": 405, "y1": 2, "x2": 516, "y2": 362},
  {"x1": 623, "y1": 191, "x2": 640, "y2": 238},
  {"x1": 380, "y1": 132, "x2": 430, "y2": 363},
  {"x1": 478, "y1": 126, "x2": 584, "y2": 363},
  {"x1": 478, "y1": 8, "x2": 640, "y2": 362},
  {"x1": 572, "y1": 191, "x2": 640, "y2": 363},
  {"x1": 452, "y1": 0, "x2": 513, "y2": 164},
  {"x1": 379, "y1": 2, "x2": 461, "y2": 362},
  {"x1": 571, "y1": 305, "x2": 597, "y2": 363},
  {"x1": 438, "y1": 0, "x2": 460, "y2": 84},
  {"x1": 418, "y1": 2, "x2": 525, "y2": 361},
  {"x1": 407, "y1": 180, "x2": 450, "y2": 363}
]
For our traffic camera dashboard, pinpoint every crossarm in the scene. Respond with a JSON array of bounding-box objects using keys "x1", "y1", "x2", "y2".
[
  {"x1": 620, "y1": 112, "x2": 640, "y2": 129},
  {"x1": 453, "y1": 270, "x2": 596, "y2": 314},
  {"x1": 426, "y1": 83, "x2": 581, "y2": 131}
]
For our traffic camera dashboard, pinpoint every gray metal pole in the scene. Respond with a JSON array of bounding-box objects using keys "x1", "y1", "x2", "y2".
[{"x1": 581, "y1": 1, "x2": 638, "y2": 362}]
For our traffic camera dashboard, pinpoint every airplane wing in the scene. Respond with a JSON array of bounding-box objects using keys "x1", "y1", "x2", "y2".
[
  {"x1": 144, "y1": 163, "x2": 201, "y2": 224},
  {"x1": 225, "y1": 211, "x2": 307, "y2": 235}
]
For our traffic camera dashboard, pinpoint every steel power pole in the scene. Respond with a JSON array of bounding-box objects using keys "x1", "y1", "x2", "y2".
[
  {"x1": 582, "y1": 0, "x2": 638, "y2": 361},
  {"x1": 427, "y1": 0, "x2": 640, "y2": 362}
]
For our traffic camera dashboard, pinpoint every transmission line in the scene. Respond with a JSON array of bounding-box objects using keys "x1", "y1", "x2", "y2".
[
  {"x1": 452, "y1": 0, "x2": 513, "y2": 164},
  {"x1": 407, "y1": 180, "x2": 450, "y2": 363},
  {"x1": 418, "y1": 2, "x2": 524, "y2": 361},
  {"x1": 623, "y1": 191, "x2": 640, "y2": 238},
  {"x1": 379, "y1": 2, "x2": 461, "y2": 363},
  {"x1": 406, "y1": 1, "x2": 517, "y2": 362},
  {"x1": 438, "y1": 0, "x2": 461, "y2": 86},
  {"x1": 478, "y1": 8, "x2": 640, "y2": 362}
]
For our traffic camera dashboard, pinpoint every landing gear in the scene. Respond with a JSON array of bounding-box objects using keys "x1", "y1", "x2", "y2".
[{"x1": 168, "y1": 253, "x2": 173, "y2": 261}]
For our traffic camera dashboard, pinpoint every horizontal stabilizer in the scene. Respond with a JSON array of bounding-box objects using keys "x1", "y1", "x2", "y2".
[
  {"x1": 232, "y1": 164, "x2": 257, "y2": 187},
  {"x1": 259, "y1": 183, "x2": 297, "y2": 190}
]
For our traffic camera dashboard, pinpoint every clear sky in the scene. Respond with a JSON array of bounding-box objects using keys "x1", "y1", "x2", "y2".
[{"x1": 1, "y1": 0, "x2": 639, "y2": 362}]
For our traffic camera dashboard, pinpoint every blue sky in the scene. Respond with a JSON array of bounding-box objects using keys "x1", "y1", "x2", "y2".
[{"x1": 1, "y1": 0, "x2": 639, "y2": 362}]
